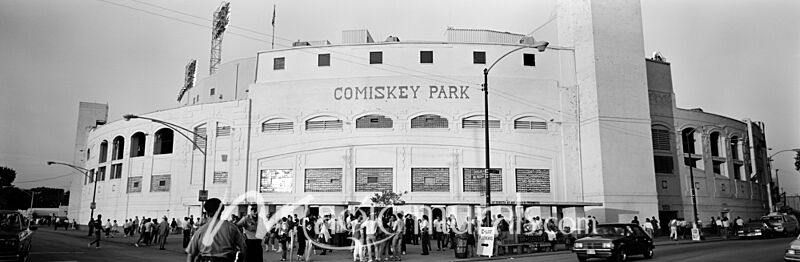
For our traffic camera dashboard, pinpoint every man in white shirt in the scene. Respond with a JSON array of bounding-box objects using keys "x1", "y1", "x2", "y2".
[
  {"x1": 434, "y1": 217, "x2": 444, "y2": 251},
  {"x1": 361, "y1": 214, "x2": 379, "y2": 261}
]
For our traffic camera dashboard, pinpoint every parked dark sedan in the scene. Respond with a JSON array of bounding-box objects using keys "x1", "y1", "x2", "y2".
[
  {"x1": 737, "y1": 220, "x2": 776, "y2": 239},
  {"x1": 0, "y1": 211, "x2": 35, "y2": 262},
  {"x1": 572, "y1": 223, "x2": 654, "y2": 262}
]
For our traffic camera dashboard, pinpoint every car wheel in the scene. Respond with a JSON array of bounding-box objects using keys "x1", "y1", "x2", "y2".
[
  {"x1": 643, "y1": 246, "x2": 654, "y2": 259},
  {"x1": 577, "y1": 256, "x2": 587, "y2": 262},
  {"x1": 614, "y1": 249, "x2": 628, "y2": 262}
]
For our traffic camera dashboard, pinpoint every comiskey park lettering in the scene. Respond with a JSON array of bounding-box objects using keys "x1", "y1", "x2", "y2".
[{"x1": 334, "y1": 85, "x2": 470, "y2": 100}]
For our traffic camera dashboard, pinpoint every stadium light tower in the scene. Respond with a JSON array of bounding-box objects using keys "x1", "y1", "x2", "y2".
[{"x1": 210, "y1": 2, "x2": 231, "y2": 75}]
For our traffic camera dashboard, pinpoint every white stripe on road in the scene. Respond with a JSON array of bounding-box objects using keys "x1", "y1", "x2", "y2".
[{"x1": 30, "y1": 251, "x2": 86, "y2": 254}]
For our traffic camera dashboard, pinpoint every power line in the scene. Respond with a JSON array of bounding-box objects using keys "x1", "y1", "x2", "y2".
[
  {"x1": 15, "y1": 174, "x2": 72, "y2": 183},
  {"x1": 95, "y1": 0, "x2": 282, "y2": 47}
]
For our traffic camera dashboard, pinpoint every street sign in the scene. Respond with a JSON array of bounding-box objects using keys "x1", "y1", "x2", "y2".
[
  {"x1": 90, "y1": 202, "x2": 96, "y2": 209},
  {"x1": 477, "y1": 227, "x2": 495, "y2": 257},
  {"x1": 198, "y1": 190, "x2": 208, "y2": 201},
  {"x1": 691, "y1": 227, "x2": 700, "y2": 241}
]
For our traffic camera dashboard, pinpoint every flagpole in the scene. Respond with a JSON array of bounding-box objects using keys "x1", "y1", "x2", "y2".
[{"x1": 271, "y1": 4, "x2": 275, "y2": 49}]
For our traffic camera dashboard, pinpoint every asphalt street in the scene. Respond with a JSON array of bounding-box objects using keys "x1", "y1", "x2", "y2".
[{"x1": 27, "y1": 228, "x2": 795, "y2": 262}]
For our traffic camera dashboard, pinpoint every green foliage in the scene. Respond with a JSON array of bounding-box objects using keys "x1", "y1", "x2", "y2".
[
  {"x1": 370, "y1": 190, "x2": 408, "y2": 206},
  {"x1": 0, "y1": 166, "x2": 16, "y2": 187}
]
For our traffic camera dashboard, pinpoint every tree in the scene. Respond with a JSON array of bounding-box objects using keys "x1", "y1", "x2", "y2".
[
  {"x1": 370, "y1": 190, "x2": 408, "y2": 206},
  {"x1": 0, "y1": 166, "x2": 16, "y2": 187},
  {"x1": 794, "y1": 152, "x2": 800, "y2": 171}
]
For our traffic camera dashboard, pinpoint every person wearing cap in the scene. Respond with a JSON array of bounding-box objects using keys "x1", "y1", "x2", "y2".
[
  {"x1": 186, "y1": 198, "x2": 247, "y2": 262},
  {"x1": 236, "y1": 205, "x2": 263, "y2": 262}
]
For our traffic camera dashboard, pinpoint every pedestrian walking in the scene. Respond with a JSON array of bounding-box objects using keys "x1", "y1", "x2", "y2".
[
  {"x1": 157, "y1": 216, "x2": 170, "y2": 250},
  {"x1": 87, "y1": 218, "x2": 95, "y2": 237},
  {"x1": 186, "y1": 198, "x2": 247, "y2": 262},
  {"x1": 669, "y1": 218, "x2": 678, "y2": 240},
  {"x1": 88, "y1": 215, "x2": 102, "y2": 248},
  {"x1": 420, "y1": 215, "x2": 431, "y2": 255},
  {"x1": 235, "y1": 205, "x2": 264, "y2": 262},
  {"x1": 302, "y1": 216, "x2": 316, "y2": 262},
  {"x1": 392, "y1": 213, "x2": 405, "y2": 261},
  {"x1": 644, "y1": 218, "x2": 654, "y2": 237},
  {"x1": 351, "y1": 216, "x2": 364, "y2": 262},
  {"x1": 278, "y1": 217, "x2": 290, "y2": 261},
  {"x1": 182, "y1": 217, "x2": 192, "y2": 249},
  {"x1": 722, "y1": 217, "x2": 731, "y2": 239}
]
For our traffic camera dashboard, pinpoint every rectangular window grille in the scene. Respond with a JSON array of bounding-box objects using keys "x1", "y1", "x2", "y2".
[
  {"x1": 356, "y1": 115, "x2": 393, "y2": 128},
  {"x1": 651, "y1": 129, "x2": 671, "y2": 151},
  {"x1": 97, "y1": 166, "x2": 106, "y2": 181},
  {"x1": 473, "y1": 51, "x2": 486, "y2": 64},
  {"x1": 127, "y1": 177, "x2": 142, "y2": 193},
  {"x1": 213, "y1": 171, "x2": 229, "y2": 184},
  {"x1": 420, "y1": 51, "x2": 433, "y2": 63},
  {"x1": 150, "y1": 175, "x2": 170, "y2": 192},
  {"x1": 411, "y1": 168, "x2": 449, "y2": 192},
  {"x1": 110, "y1": 163, "x2": 123, "y2": 179},
  {"x1": 260, "y1": 169, "x2": 293, "y2": 192},
  {"x1": 355, "y1": 168, "x2": 392, "y2": 192},
  {"x1": 306, "y1": 120, "x2": 343, "y2": 130},
  {"x1": 515, "y1": 169, "x2": 549, "y2": 193},
  {"x1": 514, "y1": 120, "x2": 547, "y2": 130},
  {"x1": 411, "y1": 115, "x2": 448, "y2": 128},
  {"x1": 654, "y1": 155, "x2": 674, "y2": 174},
  {"x1": 464, "y1": 168, "x2": 502, "y2": 192},
  {"x1": 369, "y1": 51, "x2": 382, "y2": 64},
  {"x1": 216, "y1": 125, "x2": 231, "y2": 136},
  {"x1": 194, "y1": 126, "x2": 206, "y2": 151},
  {"x1": 523, "y1": 53, "x2": 536, "y2": 66},
  {"x1": 462, "y1": 119, "x2": 501, "y2": 129},
  {"x1": 274, "y1": 57, "x2": 285, "y2": 70},
  {"x1": 305, "y1": 168, "x2": 342, "y2": 192},
  {"x1": 318, "y1": 54, "x2": 331, "y2": 67},
  {"x1": 221, "y1": 154, "x2": 228, "y2": 162},
  {"x1": 661, "y1": 180, "x2": 668, "y2": 189},
  {"x1": 210, "y1": 88, "x2": 215, "y2": 96},
  {"x1": 262, "y1": 121, "x2": 294, "y2": 132}
]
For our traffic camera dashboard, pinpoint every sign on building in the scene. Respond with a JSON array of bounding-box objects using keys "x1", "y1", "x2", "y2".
[
  {"x1": 260, "y1": 169, "x2": 294, "y2": 192},
  {"x1": 477, "y1": 227, "x2": 495, "y2": 257}
]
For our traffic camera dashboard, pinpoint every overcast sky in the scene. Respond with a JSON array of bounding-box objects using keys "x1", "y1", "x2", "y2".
[{"x1": 1, "y1": 0, "x2": 798, "y2": 193}]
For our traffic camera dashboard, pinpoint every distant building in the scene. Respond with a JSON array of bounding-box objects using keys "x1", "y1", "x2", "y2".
[{"x1": 646, "y1": 58, "x2": 770, "y2": 226}]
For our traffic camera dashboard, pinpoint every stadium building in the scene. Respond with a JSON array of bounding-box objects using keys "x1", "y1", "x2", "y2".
[{"x1": 67, "y1": 0, "x2": 770, "y2": 227}]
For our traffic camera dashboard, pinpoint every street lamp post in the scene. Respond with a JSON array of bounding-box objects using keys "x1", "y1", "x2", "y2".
[
  {"x1": 46, "y1": 161, "x2": 94, "y2": 220},
  {"x1": 681, "y1": 125, "x2": 721, "y2": 226},
  {"x1": 482, "y1": 39, "x2": 548, "y2": 227},
  {"x1": 123, "y1": 114, "x2": 208, "y2": 208},
  {"x1": 767, "y1": 148, "x2": 800, "y2": 212}
]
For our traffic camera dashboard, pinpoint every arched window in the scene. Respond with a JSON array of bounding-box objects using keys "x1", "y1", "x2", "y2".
[
  {"x1": 99, "y1": 140, "x2": 109, "y2": 163},
  {"x1": 130, "y1": 132, "x2": 146, "y2": 157},
  {"x1": 305, "y1": 116, "x2": 343, "y2": 131},
  {"x1": 193, "y1": 124, "x2": 207, "y2": 151},
  {"x1": 462, "y1": 115, "x2": 500, "y2": 129},
  {"x1": 710, "y1": 132, "x2": 725, "y2": 157},
  {"x1": 153, "y1": 128, "x2": 174, "y2": 155},
  {"x1": 730, "y1": 136, "x2": 741, "y2": 160},
  {"x1": 410, "y1": 114, "x2": 448, "y2": 129},
  {"x1": 356, "y1": 114, "x2": 393, "y2": 128},
  {"x1": 514, "y1": 116, "x2": 546, "y2": 130},
  {"x1": 262, "y1": 118, "x2": 293, "y2": 132},
  {"x1": 112, "y1": 136, "x2": 125, "y2": 160}
]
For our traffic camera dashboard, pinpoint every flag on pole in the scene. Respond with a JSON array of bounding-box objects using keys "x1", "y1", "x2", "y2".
[{"x1": 271, "y1": 4, "x2": 276, "y2": 27}]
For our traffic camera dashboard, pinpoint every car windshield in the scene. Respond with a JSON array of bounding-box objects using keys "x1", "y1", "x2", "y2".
[
  {"x1": 0, "y1": 213, "x2": 23, "y2": 231},
  {"x1": 763, "y1": 217, "x2": 783, "y2": 223},
  {"x1": 591, "y1": 225, "x2": 627, "y2": 237}
]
